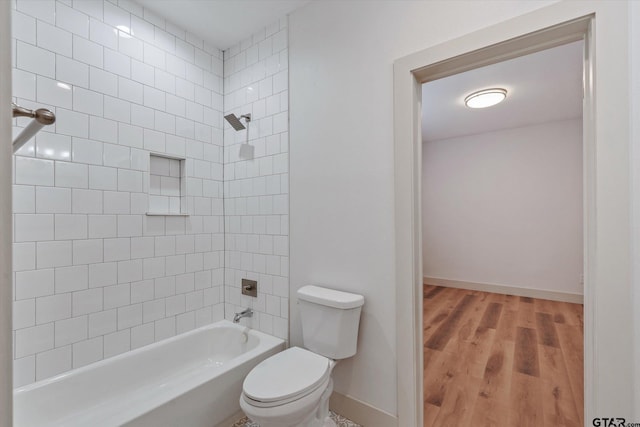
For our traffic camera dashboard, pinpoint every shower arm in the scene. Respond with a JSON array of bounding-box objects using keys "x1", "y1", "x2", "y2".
[
  {"x1": 11, "y1": 102, "x2": 56, "y2": 154},
  {"x1": 244, "y1": 116, "x2": 250, "y2": 144}
]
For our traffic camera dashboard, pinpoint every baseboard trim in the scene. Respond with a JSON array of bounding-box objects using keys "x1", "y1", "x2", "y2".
[
  {"x1": 329, "y1": 392, "x2": 397, "y2": 427},
  {"x1": 423, "y1": 277, "x2": 583, "y2": 304}
]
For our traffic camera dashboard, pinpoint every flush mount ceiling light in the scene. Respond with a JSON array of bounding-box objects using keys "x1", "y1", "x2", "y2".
[{"x1": 464, "y1": 88, "x2": 507, "y2": 109}]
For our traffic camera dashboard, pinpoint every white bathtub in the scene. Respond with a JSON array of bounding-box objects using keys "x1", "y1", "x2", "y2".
[{"x1": 14, "y1": 320, "x2": 284, "y2": 427}]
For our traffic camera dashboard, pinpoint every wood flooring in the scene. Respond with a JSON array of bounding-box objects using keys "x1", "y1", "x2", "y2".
[{"x1": 423, "y1": 284, "x2": 583, "y2": 427}]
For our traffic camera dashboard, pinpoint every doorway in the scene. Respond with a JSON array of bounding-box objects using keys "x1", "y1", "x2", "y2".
[
  {"x1": 393, "y1": 4, "x2": 634, "y2": 426},
  {"x1": 420, "y1": 40, "x2": 584, "y2": 426}
]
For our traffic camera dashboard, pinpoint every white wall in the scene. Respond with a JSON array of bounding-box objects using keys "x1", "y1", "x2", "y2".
[
  {"x1": 422, "y1": 119, "x2": 583, "y2": 296},
  {"x1": 289, "y1": 0, "x2": 557, "y2": 415},
  {"x1": 630, "y1": 0, "x2": 640, "y2": 415},
  {"x1": 11, "y1": 0, "x2": 225, "y2": 386},
  {"x1": 1, "y1": 1, "x2": 12, "y2": 424},
  {"x1": 222, "y1": 19, "x2": 289, "y2": 340}
]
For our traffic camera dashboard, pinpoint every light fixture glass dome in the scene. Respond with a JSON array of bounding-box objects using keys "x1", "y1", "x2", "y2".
[{"x1": 464, "y1": 88, "x2": 507, "y2": 109}]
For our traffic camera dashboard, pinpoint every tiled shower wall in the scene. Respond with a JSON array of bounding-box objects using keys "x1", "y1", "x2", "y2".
[
  {"x1": 11, "y1": 0, "x2": 226, "y2": 386},
  {"x1": 223, "y1": 19, "x2": 289, "y2": 340}
]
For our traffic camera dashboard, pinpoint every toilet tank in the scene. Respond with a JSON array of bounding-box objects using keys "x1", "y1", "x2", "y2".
[{"x1": 297, "y1": 285, "x2": 364, "y2": 360}]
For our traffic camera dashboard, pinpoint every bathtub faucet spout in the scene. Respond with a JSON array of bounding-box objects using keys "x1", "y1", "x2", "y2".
[{"x1": 233, "y1": 308, "x2": 253, "y2": 323}]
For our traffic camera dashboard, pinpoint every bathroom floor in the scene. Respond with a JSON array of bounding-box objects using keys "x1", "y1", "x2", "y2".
[
  {"x1": 423, "y1": 284, "x2": 583, "y2": 427},
  {"x1": 232, "y1": 411, "x2": 361, "y2": 427}
]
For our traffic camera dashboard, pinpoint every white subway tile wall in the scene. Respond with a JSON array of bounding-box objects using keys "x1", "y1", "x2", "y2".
[
  {"x1": 223, "y1": 19, "x2": 289, "y2": 340},
  {"x1": 11, "y1": 0, "x2": 226, "y2": 387}
]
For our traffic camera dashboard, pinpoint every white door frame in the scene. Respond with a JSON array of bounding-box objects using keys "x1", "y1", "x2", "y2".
[
  {"x1": 0, "y1": 0, "x2": 12, "y2": 425},
  {"x1": 394, "y1": 2, "x2": 633, "y2": 426}
]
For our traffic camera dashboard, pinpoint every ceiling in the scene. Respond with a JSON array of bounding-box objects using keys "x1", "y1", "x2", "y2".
[
  {"x1": 133, "y1": 0, "x2": 310, "y2": 50},
  {"x1": 422, "y1": 40, "x2": 583, "y2": 142}
]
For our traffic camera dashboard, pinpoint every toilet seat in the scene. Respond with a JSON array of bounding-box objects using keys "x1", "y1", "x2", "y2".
[{"x1": 242, "y1": 347, "x2": 330, "y2": 408}]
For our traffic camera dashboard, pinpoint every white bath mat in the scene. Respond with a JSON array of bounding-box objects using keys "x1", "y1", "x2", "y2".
[{"x1": 232, "y1": 411, "x2": 361, "y2": 427}]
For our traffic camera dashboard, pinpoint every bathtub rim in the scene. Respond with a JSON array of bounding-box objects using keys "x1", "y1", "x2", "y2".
[{"x1": 13, "y1": 320, "x2": 283, "y2": 395}]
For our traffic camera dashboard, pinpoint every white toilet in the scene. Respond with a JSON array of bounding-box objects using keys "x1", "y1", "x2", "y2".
[{"x1": 240, "y1": 285, "x2": 364, "y2": 427}]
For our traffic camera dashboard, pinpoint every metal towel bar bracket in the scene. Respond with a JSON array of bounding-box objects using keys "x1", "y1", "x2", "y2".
[
  {"x1": 11, "y1": 102, "x2": 56, "y2": 154},
  {"x1": 12, "y1": 102, "x2": 56, "y2": 124}
]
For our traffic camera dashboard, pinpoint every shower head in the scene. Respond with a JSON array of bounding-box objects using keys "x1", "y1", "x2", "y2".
[{"x1": 224, "y1": 113, "x2": 251, "y2": 131}]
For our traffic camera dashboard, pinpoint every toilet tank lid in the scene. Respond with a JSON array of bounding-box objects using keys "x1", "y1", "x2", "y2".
[{"x1": 297, "y1": 285, "x2": 364, "y2": 309}]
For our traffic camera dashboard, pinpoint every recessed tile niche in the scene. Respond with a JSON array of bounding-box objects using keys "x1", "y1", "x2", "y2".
[{"x1": 148, "y1": 154, "x2": 187, "y2": 215}]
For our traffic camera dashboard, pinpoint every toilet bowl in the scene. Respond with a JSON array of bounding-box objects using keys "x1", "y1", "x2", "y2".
[
  {"x1": 240, "y1": 285, "x2": 364, "y2": 427},
  {"x1": 240, "y1": 347, "x2": 336, "y2": 427}
]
